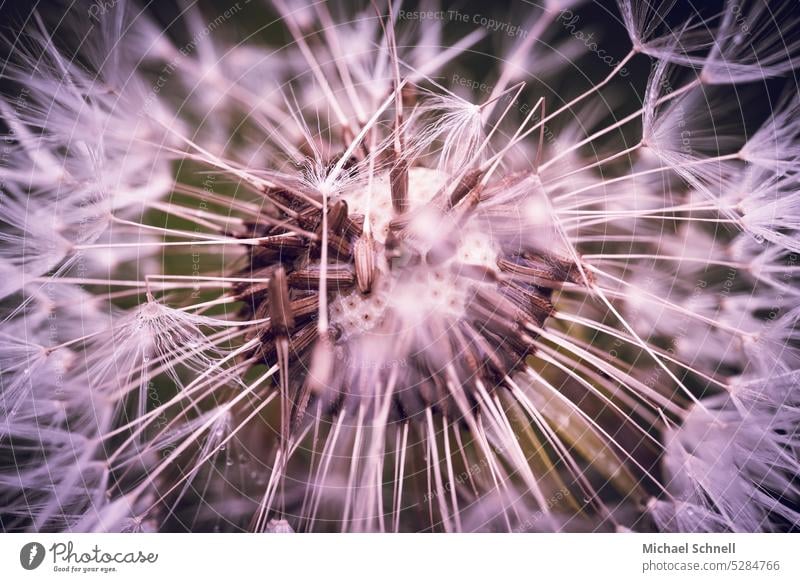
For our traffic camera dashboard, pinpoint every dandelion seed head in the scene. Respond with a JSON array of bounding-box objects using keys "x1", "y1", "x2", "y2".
[{"x1": 3, "y1": 0, "x2": 800, "y2": 534}]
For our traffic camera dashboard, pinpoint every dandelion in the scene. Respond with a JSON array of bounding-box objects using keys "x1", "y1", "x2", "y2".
[{"x1": 1, "y1": 0, "x2": 799, "y2": 533}]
